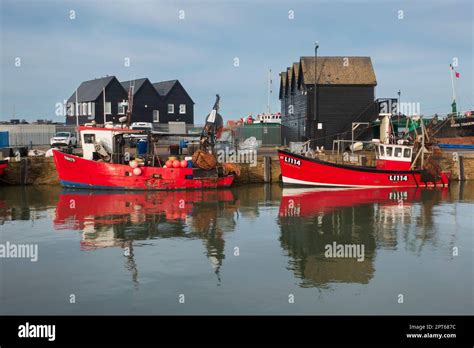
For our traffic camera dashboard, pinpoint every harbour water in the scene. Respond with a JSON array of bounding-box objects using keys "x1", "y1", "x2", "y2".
[{"x1": 0, "y1": 184, "x2": 472, "y2": 315}]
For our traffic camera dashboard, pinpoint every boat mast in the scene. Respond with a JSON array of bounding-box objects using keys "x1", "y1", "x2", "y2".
[
  {"x1": 126, "y1": 81, "x2": 135, "y2": 127},
  {"x1": 421, "y1": 117, "x2": 425, "y2": 169}
]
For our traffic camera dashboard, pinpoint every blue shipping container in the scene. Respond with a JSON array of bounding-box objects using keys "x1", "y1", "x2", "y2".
[{"x1": 0, "y1": 131, "x2": 9, "y2": 148}]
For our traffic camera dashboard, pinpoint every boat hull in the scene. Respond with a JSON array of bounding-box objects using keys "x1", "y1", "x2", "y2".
[
  {"x1": 433, "y1": 117, "x2": 474, "y2": 138},
  {"x1": 53, "y1": 149, "x2": 234, "y2": 190},
  {"x1": 278, "y1": 150, "x2": 450, "y2": 188}
]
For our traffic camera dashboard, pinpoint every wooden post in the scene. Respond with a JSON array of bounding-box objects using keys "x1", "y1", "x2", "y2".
[
  {"x1": 20, "y1": 157, "x2": 28, "y2": 185},
  {"x1": 459, "y1": 154, "x2": 465, "y2": 181},
  {"x1": 263, "y1": 155, "x2": 271, "y2": 183}
]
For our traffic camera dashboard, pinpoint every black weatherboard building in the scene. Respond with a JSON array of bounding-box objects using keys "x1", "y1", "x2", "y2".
[
  {"x1": 121, "y1": 78, "x2": 161, "y2": 124},
  {"x1": 153, "y1": 80, "x2": 194, "y2": 124},
  {"x1": 67, "y1": 76, "x2": 194, "y2": 125},
  {"x1": 66, "y1": 76, "x2": 128, "y2": 125},
  {"x1": 279, "y1": 56, "x2": 377, "y2": 148}
]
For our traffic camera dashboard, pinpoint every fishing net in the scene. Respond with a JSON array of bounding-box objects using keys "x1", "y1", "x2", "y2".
[
  {"x1": 223, "y1": 163, "x2": 241, "y2": 176},
  {"x1": 422, "y1": 157, "x2": 442, "y2": 182},
  {"x1": 192, "y1": 150, "x2": 217, "y2": 170}
]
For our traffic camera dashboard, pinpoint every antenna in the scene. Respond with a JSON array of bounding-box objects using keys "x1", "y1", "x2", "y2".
[{"x1": 267, "y1": 68, "x2": 272, "y2": 114}]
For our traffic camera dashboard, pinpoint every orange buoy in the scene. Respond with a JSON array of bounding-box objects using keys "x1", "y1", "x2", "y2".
[
  {"x1": 180, "y1": 160, "x2": 188, "y2": 168},
  {"x1": 172, "y1": 160, "x2": 181, "y2": 168},
  {"x1": 165, "y1": 160, "x2": 172, "y2": 168}
]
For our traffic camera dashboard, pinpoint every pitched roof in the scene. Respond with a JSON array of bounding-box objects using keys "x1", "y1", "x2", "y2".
[
  {"x1": 279, "y1": 72, "x2": 287, "y2": 99},
  {"x1": 292, "y1": 62, "x2": 300, "y2": 80},
  {"x1": 285, "y1": 67, "x2": 292, "y2": 96},
  {"x1": 153, "y1": 79, "x2": 194, "y2": 104},
  {"x1": 68, "y1": 76, "x2": 116, "y2": 103},
  {"x1": 299, "y1": 56, "x2": 376, "y2": 86},
  {"x1": 286, "y1": 67, "x2": 293, "y2": 82},
  {"x1": 280, "y1": 72, "x2": 287, "y2": 88},
  {"x1": 120, "y1": 78, "x2": 149, "y2": 95},
  {"x1": 152, "y1": 80, "x2": 178, "y2": 97}
]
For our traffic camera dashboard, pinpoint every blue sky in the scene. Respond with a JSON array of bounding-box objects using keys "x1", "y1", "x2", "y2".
[{"x1": 0, "y1": 0, "x2": 472, "y2": 123}]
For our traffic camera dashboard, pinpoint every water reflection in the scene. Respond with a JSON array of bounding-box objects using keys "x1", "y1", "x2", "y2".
[
  {"x1": 277, "y1": 187, "x2": 449, "y2": 287},
  {"x1": 0, "y1": 186, "x2": 61, "y2": 223},
  {"x1": 0, "y1": 184, "x2": 466, "y2": 292},
  {"x1": 53, "y1": 190, "x2": 240, "y2": 285}
]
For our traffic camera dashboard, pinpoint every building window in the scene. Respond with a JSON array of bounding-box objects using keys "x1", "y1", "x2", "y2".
[
  {"x1": 153, "y1": 110, "x2": 160, "y2": 122},
  {"x1": 89, "y1": 102, "x2": 95, "y2": 118},
  {"x1": 168, "y1": 104, "x2": 174, "y2": 114},
  {"x1": 104, "y1": 102, "x2": 112, "y2": 115},
  {"x1": 87, "y1": 102, "x2": 95, "y2": 116},
  {"x1": 82, "y1": 102, "x2": 88, "y2": 116},
  {"x1": 179, "y1": 104, "x2": 186, "y2": 114},
  {"x1": 118, "y1": 102, "x2": 126, "y2": 115}
]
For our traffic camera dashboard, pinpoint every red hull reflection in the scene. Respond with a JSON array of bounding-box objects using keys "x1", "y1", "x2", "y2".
[
  {"x1": 54, "y1": 189, "x2": 235, "y2": 231},
  {"x1": 279, "y1": 187, "x2": 449, "y2": 217}
]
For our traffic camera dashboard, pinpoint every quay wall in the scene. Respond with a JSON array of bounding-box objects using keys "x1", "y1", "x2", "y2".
[
  {"x1": 1, "y1": 157, "x2": 59, "y2": 185},
  {"x1": 1, "y1": 153, "x2": 474, "y2": 186}
]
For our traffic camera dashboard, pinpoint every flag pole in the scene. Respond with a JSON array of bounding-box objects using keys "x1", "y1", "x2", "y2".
[
  {"x1": 267, "y1": 68, "x2": 272, "y2": 114},
  {"x1": 103, "y1": 87, "x2": 106, "y2": 124}
]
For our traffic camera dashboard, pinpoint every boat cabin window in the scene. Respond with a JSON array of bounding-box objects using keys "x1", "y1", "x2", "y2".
[
  {"x1": 386, "y1": 146, "x2": 393, "y2": 156},
  {"x1": 403, "y1": 148, "x2": 412, "y2": 158},
  {"x1": 83, "y1": 134, "x2": 95, "y2": 144},
  {"x1": 379, "y1": 146, "x2": 385, "y2": 156},
  {"x1": 394, "y1": 147, "x2": 402, "y2": 158}
]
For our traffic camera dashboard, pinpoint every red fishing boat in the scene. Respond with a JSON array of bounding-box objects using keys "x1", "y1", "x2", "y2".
[
  {"x1": 279, "y1": 143, "x2": 450, "y2": 188},
  {"x1": 278, "y1": 116, "x2": 450, "y2": 188},
  {"x1": 0, "y1": 160, "x2": 7, "y2": 177},
  {"x1": 53, "y1": 95, "x2": 236, "y2": 190},
  {"x1": 53, "y1": 138, "x2": 234, "y2": 190}
]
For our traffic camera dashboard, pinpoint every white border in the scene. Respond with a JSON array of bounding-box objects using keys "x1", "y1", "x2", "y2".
[{"x1": 281, "y1": 176, "x2": 416, "y2": 188}]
